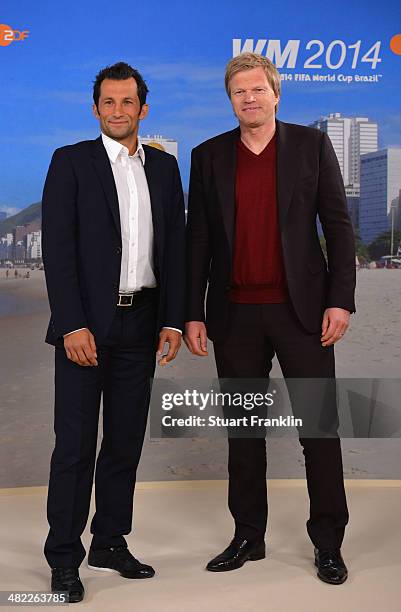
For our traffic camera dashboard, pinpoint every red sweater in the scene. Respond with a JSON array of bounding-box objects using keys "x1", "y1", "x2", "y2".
[{"x1": 229, "y1": 135, "x2": 289, "y2": 303}]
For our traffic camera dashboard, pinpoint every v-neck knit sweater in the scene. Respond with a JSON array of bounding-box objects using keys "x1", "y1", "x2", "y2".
[{"x1": 229, "y1": 135, "x2": 289, "y2": 304}]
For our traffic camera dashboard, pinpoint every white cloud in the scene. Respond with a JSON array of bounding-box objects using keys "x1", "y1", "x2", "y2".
[
  {"x1": 1, "y1": 128, "x2": 98, "y2": 147},
  {"x1": 381, "y1": 113, "x2": 401, "y2": 128},
  {"x1": 6, "y1": 84, "x2": 90, "y2": 105},
  {"x1": 64, "y1": 57, "x2": 225, "y2": 86},
  {"x1": 141, "y1": 60, "x2": 223, "y2": 84},
  {"x1": 0, "y1": 206, "x2": 20, "y2": 217}
]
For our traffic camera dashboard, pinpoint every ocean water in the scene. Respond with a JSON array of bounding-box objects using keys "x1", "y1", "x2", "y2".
[{"x1": 0, "y1": 285, "x2": 49, "y2": 318}]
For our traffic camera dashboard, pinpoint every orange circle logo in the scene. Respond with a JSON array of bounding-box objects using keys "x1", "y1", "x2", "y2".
[
  {"x1": 390, "y1": 34, "x2": 401, "y2": 55},
  {"x1": 0, "y1": 24, "x2": 14, "y2": 46}
]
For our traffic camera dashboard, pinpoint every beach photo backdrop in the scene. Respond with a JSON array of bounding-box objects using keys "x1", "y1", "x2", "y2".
[{"x1": 1, "y1": 0, "x2": 401, "y2": 487}]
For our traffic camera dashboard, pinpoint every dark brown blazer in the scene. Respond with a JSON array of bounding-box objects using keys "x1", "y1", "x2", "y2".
[{"x1": 186, "y1": 119, "x2": 356, "y2": 342}]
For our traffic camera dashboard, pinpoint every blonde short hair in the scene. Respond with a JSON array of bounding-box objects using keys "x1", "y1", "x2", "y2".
[{"x1": 224, "y1": 52, "x2": 281, "y2": 99}]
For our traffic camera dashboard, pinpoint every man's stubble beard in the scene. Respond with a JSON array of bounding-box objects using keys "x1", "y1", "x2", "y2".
[{"x1": 105, "y1": 125, "x2": 134, "y2": 141}]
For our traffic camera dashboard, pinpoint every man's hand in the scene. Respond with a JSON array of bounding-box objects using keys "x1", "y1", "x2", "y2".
[
  {"x1": 321, "y1": 307, "x2": 350, "y2": 347},
  {"x1": 184, "y1": 321, "x2": 208, "y2": 356},
  {"x1": 157, "y1": 329, "x2": 182, "y2": 366},
  {"x1": 63, "y1": 328, "x2": 98, "y2": 366}
]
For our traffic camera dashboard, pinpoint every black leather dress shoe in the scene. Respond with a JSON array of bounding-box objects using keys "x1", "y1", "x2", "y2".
[
  {"x1": 314, "y1": 548, "x2": 348, "y2": 584},
  {"x1": 88, "y1": 546, "x2": 155, "y2": 579},
  {"x1": 51, "y1": 568, "x2": 84, "y2": 603},
  {"x1": 206, "y1": 538, "x2": 265, "y2": 572}
]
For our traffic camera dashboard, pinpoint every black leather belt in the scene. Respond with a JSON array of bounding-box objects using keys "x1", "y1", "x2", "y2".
[{"x1": 117, "y1": 288, "x2": 157, "y2": 307}]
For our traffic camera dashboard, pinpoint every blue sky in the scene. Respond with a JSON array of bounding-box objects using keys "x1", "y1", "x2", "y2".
[{"x1": 1, "y1": 0, "x2": 400, "y2": 212}]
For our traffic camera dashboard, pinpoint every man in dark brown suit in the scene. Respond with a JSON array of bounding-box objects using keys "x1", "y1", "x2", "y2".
[{"x1": 185, "y1": 53, "x2": 356, "y2": 584}]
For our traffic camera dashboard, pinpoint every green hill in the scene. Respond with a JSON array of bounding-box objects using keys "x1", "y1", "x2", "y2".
[
  {"x1": 0, "y1": 202, "x2": 41, "y2": 237},
  {"x1": 0, "y1": 191, "x2": 188, "y2": 238}
]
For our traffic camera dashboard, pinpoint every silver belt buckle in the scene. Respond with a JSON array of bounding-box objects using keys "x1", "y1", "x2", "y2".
[{"x1": 118, "y1": 293, "x2": 134, "y2": 307}]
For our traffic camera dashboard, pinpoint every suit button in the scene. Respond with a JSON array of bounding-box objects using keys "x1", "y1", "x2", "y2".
[
  {"x1": 116, "y1": 246, "x2": 122, "y2": 255},
  {"x1": 225, "y1": 285, "x2": 231, "y2": 291},
  {"x1": 112, "y1": 281, "x2": 119, "y2": 288}
]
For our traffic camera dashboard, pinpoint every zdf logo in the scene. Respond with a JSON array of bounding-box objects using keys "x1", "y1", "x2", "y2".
[{"x1": 0, "y1": 24, "x2": 29, "y2": 46}]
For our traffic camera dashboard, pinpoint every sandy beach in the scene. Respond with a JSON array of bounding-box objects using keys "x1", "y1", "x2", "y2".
[{"x1": 0, "y1": 268, "x2": 400, "y2": 487}]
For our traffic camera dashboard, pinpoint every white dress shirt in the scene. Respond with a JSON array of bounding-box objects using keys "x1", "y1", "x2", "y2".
[
  {"x1": 102, "y1": 132, "x2": 156, "y2": 292},
  {"x1": 64, "y1": 133, "x2": 181, "y2": 337}
]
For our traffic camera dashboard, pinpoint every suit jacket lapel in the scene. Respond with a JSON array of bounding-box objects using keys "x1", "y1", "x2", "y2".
[
  {"x1": 212, "y1": 122, "x2": 300, "y2": 253},
  {"x1": 91, "y1": 137, "x2": 121, "y2": 239},
  {"x1": 143, "y1": 145, "x2": 164, "y2": 268},
  {"x1": 276, "y1": 120, "x2": 300, "y2": 231},
  {"x1": 212, "y1": 128, "x2": 239, "y2": 255}
]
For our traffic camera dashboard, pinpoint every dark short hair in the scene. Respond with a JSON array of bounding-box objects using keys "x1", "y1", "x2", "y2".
[{"x1": 93, "y1": 62, "x2": 149, "y2": 108}]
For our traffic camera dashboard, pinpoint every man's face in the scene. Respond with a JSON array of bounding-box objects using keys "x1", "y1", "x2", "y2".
[
  {"x1": 229, "y1": 67, "x2": 279, "y2": 129},
  {"x1": 93, "y1": 77, "x2": 148, "y2": 142}
]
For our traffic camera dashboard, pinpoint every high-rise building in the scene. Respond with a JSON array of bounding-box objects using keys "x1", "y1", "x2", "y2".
[
  {"x1": 14, "y1": 241, "x2": 26, "y2": 264},
  {"x1": 0, "y1": 237, "x2": 8, "y2": 261},
  {"x1": 6, "y1": 233, "x2": 13, "y2": 261},
  {"x1": 140, "y1": 135, "x2": 178, "y2": 159},
  {"x1": 359, "y1": 148, "x2": 401, "y2": 244},
  {"x1": 310, "y1": 113, "x2": 378, "y2": 187},
  {"x1": 13, "y1": 226, "x2": 26, "y2": 262},
  {"x1": 345, "y1": 186, "x2": 360, "y2": 229},
  {"x1": 14, "y1": 225, "x2": 28, "y2": 244},
  {"x1": 26, "y1": 230, "x2": 42, "y2": 260},
  {"x1": 25, "y1": 220, "x2": 41, "y2": 234}
]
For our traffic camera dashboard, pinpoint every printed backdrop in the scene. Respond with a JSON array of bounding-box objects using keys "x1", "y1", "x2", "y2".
[
  {"x1": 0, "y1": 0, "x2": 400, "y2": 211},
  {"x1": 1, "y1": 1, "x2": 401, "y2": 488}
]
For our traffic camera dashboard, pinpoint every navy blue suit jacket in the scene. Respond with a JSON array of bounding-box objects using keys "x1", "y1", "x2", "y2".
[{"x1": 42, "y1": 137, "x2": 186, "y2": 346}]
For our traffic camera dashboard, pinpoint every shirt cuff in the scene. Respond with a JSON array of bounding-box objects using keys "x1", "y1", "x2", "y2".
[
  {"x1": 162, "y1": 326, "x2": 182, "y2": 335},
  {"x1": 64, "y1": 327, "x2": 182, "y2": 338},
  {"x1": 63, "y1": 327, "x2": 87, "y2": 338}
]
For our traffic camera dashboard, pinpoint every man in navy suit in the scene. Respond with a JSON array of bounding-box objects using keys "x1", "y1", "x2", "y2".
[{"x1": 42, "y1": 62, "x2": 185, "y2": 602}]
